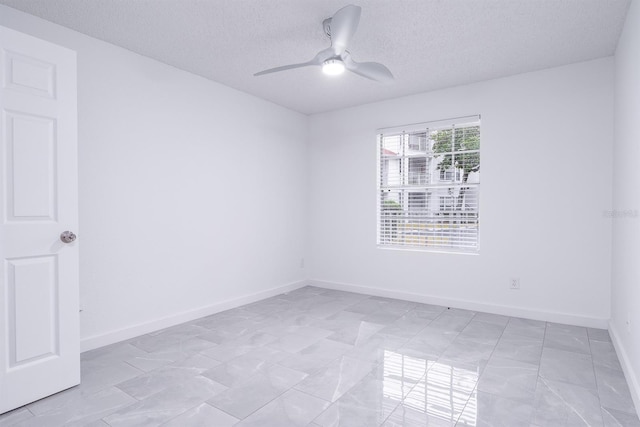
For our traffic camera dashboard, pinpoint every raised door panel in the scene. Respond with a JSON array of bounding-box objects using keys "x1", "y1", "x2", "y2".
[
  {"x1": 4, "y1": 111, "x2": 57, "y2": 221},
  {"x1": 7, "y1": 256, "x2": 59, "y2": 366}
]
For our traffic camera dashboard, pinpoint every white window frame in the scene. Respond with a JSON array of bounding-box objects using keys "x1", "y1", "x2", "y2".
[{"x1": 376, "y1": 115, "x2": 480, "y2": 253}]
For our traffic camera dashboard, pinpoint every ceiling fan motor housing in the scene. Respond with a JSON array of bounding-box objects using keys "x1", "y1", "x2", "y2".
[{"x1": 323, "y1": 18, "x2": 333, "y2": 38}]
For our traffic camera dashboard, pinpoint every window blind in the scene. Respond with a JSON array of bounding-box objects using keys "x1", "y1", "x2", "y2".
[{"x1": 377, "y1": 116, "x2": 480, "y2": 252}]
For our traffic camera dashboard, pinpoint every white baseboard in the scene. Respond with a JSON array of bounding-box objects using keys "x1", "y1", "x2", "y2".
[
  {"x1": 309, "y1": 279, "x2": 609, "y2": 328},
  {"x1": 80, "y1": 280, "x2": 307, "y2": 352},
  {"x1": 609, "y1": 322, "x2": 640, "y2": 418}
]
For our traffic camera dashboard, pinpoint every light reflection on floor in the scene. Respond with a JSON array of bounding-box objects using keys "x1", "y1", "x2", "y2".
[{"x1": 384, "y1": 350, "x2": 479, "y2": 425}]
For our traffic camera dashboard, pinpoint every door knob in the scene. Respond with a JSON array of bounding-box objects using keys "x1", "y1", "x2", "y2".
[{"x1": 60, "y1": 231, "x2": 77, "y2": 243}]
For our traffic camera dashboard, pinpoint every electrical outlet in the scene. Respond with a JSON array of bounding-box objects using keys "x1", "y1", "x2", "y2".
[
  {"x1": 510, "y1": 278, "x2": 520, "y2": 290},
  {"x1": 300, "y1": 258, "x2": 305, "y2": 269},
  {"x1": 627, "y1": 312, "x2": 632, "y2": 333}
]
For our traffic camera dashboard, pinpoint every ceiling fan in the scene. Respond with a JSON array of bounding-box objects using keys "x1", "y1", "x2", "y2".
[{"x1": 254, "y1": 4, "x2": 394, "y2": 83}]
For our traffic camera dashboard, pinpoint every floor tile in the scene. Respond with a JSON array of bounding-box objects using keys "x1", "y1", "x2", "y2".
[
  {"x1": 382, "y1": 351, "x2": 431, "y2": 394},
  {"x1": 318, "y1": 288, "x2": 366, "y2": 301},
  {"x1": 439, "y1": 336, "x2": 497, "y2": 372},
  {"x1": 153, "y1": 322, "x2": 211, "y2": 338},
  {"x1": 344, "y1": 297, "x2": 413, "y2": 316},
  {"x1": 103, "y1": 375, "x2": 226, "y2": 427},
  {"x1": 491, "y1": 334, "x2": 543, "y2": 365},
  {"x1": 602, "y1": 406, "x2": 640, "y2": 427},
  {"x1": 167, "y1": 353, "x2": 221, "y2": 370},
  {"x1": 202, "y1": 347, "x2": 288, "y2": 387},
  {"x1": 258, "y1": 321, "x2": 318, "y2": 337},
  {"x1": 314, "y1": 401, "x2": 389, "y2": 427},
  {"x1": 311, "y1": 372, "x2": 404, "y2": 426},
  {"x1": 471, "y1": 312, "x2": 510, "y2": 326},
  {"x1": 502, "y1": 318, "x2": 546, "y2": 339},
  {"x1": 116, "y1": 364, "x2": 213, "y2": 400},
  {"x1": 594, "y1": 364, "x2": 637, "y2": 414},
  {"x1": 411, "y1": 303, "x2": 447, "y2": 318},
  {"x1": 538, "y1": 347, "x2": 596, "y2": 389},
  {"x1": 383, "y1": 360, "x2": 479, "y2": 427},
  {"x1": 305, "y1": 301, "x2": 356, "y2": 318},
  {"x1": 207, "y1": 365, "x2": 307, "y2": 419},
  {"x1": 198, "y1": 328, "x2": 251, "y2": 345},
  {"x1": 410, "y1": 303, "x2": 447, "y2": 318},
  {"x1": 242, "y1": 298, "x2": 294, "y2": 315},
  {"x1": 278, "y1": 338, "x2": 353, "y2": 374},
  {"x1": 383, "y1": 403, "x2": 457, "y2": 426},
  {"x1": 590, "y1": 340, "x2": 623, "y2": 370},
  {"x1": 361, "y1": 311, "x2": 406, "y2": 325},
  {"x1": 16, "y1": 387, "x2": 135, "y2": 427},
  {"x1": 201, "y1": 331, "x2": 278, "y2": 362},
  {"x1": 587, "y1": 328, "x2": 612, "y2": 342},
  {"x1": 344, "y1": 333, "x2": 407, "y2": 363},
  {"x1": 79, "y1": 361, "x2": 144, "y2": 395},
  {"x1": 543, "y1": 328, "x2": 590, "y2": 355},
  {"x1": 444, "y1": 308, "x2": 477, "y2": 319},
  {"x1": 81, "y1": 342, "x2": 148, "y2": 366},
  {"x1": 457, "y1": 320, "x2": 506, "y2": 343},
  {"x1": 332, "y1": 297, "x2": 375, "y2": 313},
  {"x1": 129, "y1": 332, "x2": 212, "y2": 354},
  {"x1": 81, "y1": 421, "x2": 110, "y2": 427},
  {"x1": 477, "y1": 357, "x2": 538, "y2": 403},
  {"x1": 195, "y1": 310, "x2": 265, "y2": 333},
  {"x1": 532, "y1": 377, "x2": 602, "y2": 427},
  {"x1": 162, "y1": 402, "x2": 238, "y2": 427},
  {"x1": 269, "y1": 329, "x2": 333, "y2": 353},
  {"x1": 378, "y1": 311, "x2": 435, "y2": 339},
  {"x1": 428, "y1": 313, "x2": 473, "y2": 332},
  {"x1": 456, "y1": 391, "x2": 534, "y2": 427},
  {"x1": 124, "y1": 348, "x2": 190, "y2": 373},
  {"x1": 325, "y1": 321, "x2": 385, "y2": 345},
  {"x1": 311, "y1": 311, "x2": 368, "y2": 332},
  {"x1": 0, "y1": 408, "x2": 33, "y2": 426},
  {"x1": 397, "y1": 326, "x2": 459, "y2": 361},
  {"x1": 236, "y1": 389, "x2": 331, "y2": 427},
  {"x1": 294, "y1": 355, "x2": 376, "y2": 402},
  {"x1": 27, "y1": 387, "x2": 86, "y2": 417},
  {"x1": 545, "y1": 322, "x2": 587, "y2": 336}
]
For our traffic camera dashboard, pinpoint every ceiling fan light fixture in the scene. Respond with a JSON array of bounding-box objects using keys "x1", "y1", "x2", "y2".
[
  {"x1": 322, "y1": 58, "x2": 345, "y2": 76},
  {"x1": 254, "y1": 5, "x2": 393, "y2": 83}
]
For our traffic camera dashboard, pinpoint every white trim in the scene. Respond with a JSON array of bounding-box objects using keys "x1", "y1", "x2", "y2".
[
  {"x1": 609, "y1": 321, "x2": 640, "y2": 418},
  {"x1": 309, "y1": 279, "x2": 609, "y2": 328},
  {"x1": 80, "y1": 280, "x2": 307, "y2": 352},
  {"x1": 377, "y1": 114, "x2": 481, "y2": 135}
]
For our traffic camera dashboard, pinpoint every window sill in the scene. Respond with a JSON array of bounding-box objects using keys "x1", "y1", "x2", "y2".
[{"x1": 376, "y1": 245, "x2": 479, "y2": 255}]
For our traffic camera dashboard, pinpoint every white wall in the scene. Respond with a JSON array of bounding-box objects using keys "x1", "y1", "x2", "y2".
[
  {"x1": 308, "y1": 58, "x2": 614, "y2": 327},
  {"x1": 0, "y1": 5, "x2": 308, "y2": 350},
  {"x1": 612, "y1": 0, "x2": 640, "y2": 413}
]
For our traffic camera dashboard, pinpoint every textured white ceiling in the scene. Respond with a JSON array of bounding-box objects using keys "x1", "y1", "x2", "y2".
[{"x1": 0, "y1": 0, "x2": 630, "y2": 114}]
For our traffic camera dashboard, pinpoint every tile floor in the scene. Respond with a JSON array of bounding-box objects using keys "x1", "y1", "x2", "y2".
[{"x1": 1, "y1": 286, "x2": 638, "y2": 426}]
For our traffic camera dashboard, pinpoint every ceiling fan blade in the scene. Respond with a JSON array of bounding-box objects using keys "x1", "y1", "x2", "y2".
[
  {"x1": 254, "y1": 61, "x2": 315, "y2": 76},
  {"x1": 254, "y1": 48, "x2": 334, "y2": 77},
  {"x1": 330, "y1": 5, "x2": 361, "y2": 55},
  {"x1": 344, "y1": 55, "x2": 394, "y2": 83}
]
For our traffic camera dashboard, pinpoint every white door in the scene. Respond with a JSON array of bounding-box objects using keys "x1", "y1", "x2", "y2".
[{"x1": 0, "y1": 25, "x2": 79, "y2": 414}]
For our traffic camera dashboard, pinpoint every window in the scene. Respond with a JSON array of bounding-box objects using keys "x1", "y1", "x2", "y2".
[
  {"x1": 377, "y1": 116, "x2": 480, "y2": 252},
  {"x1": 439, "y1": 168, "x2": 461, "y2": 182}
]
